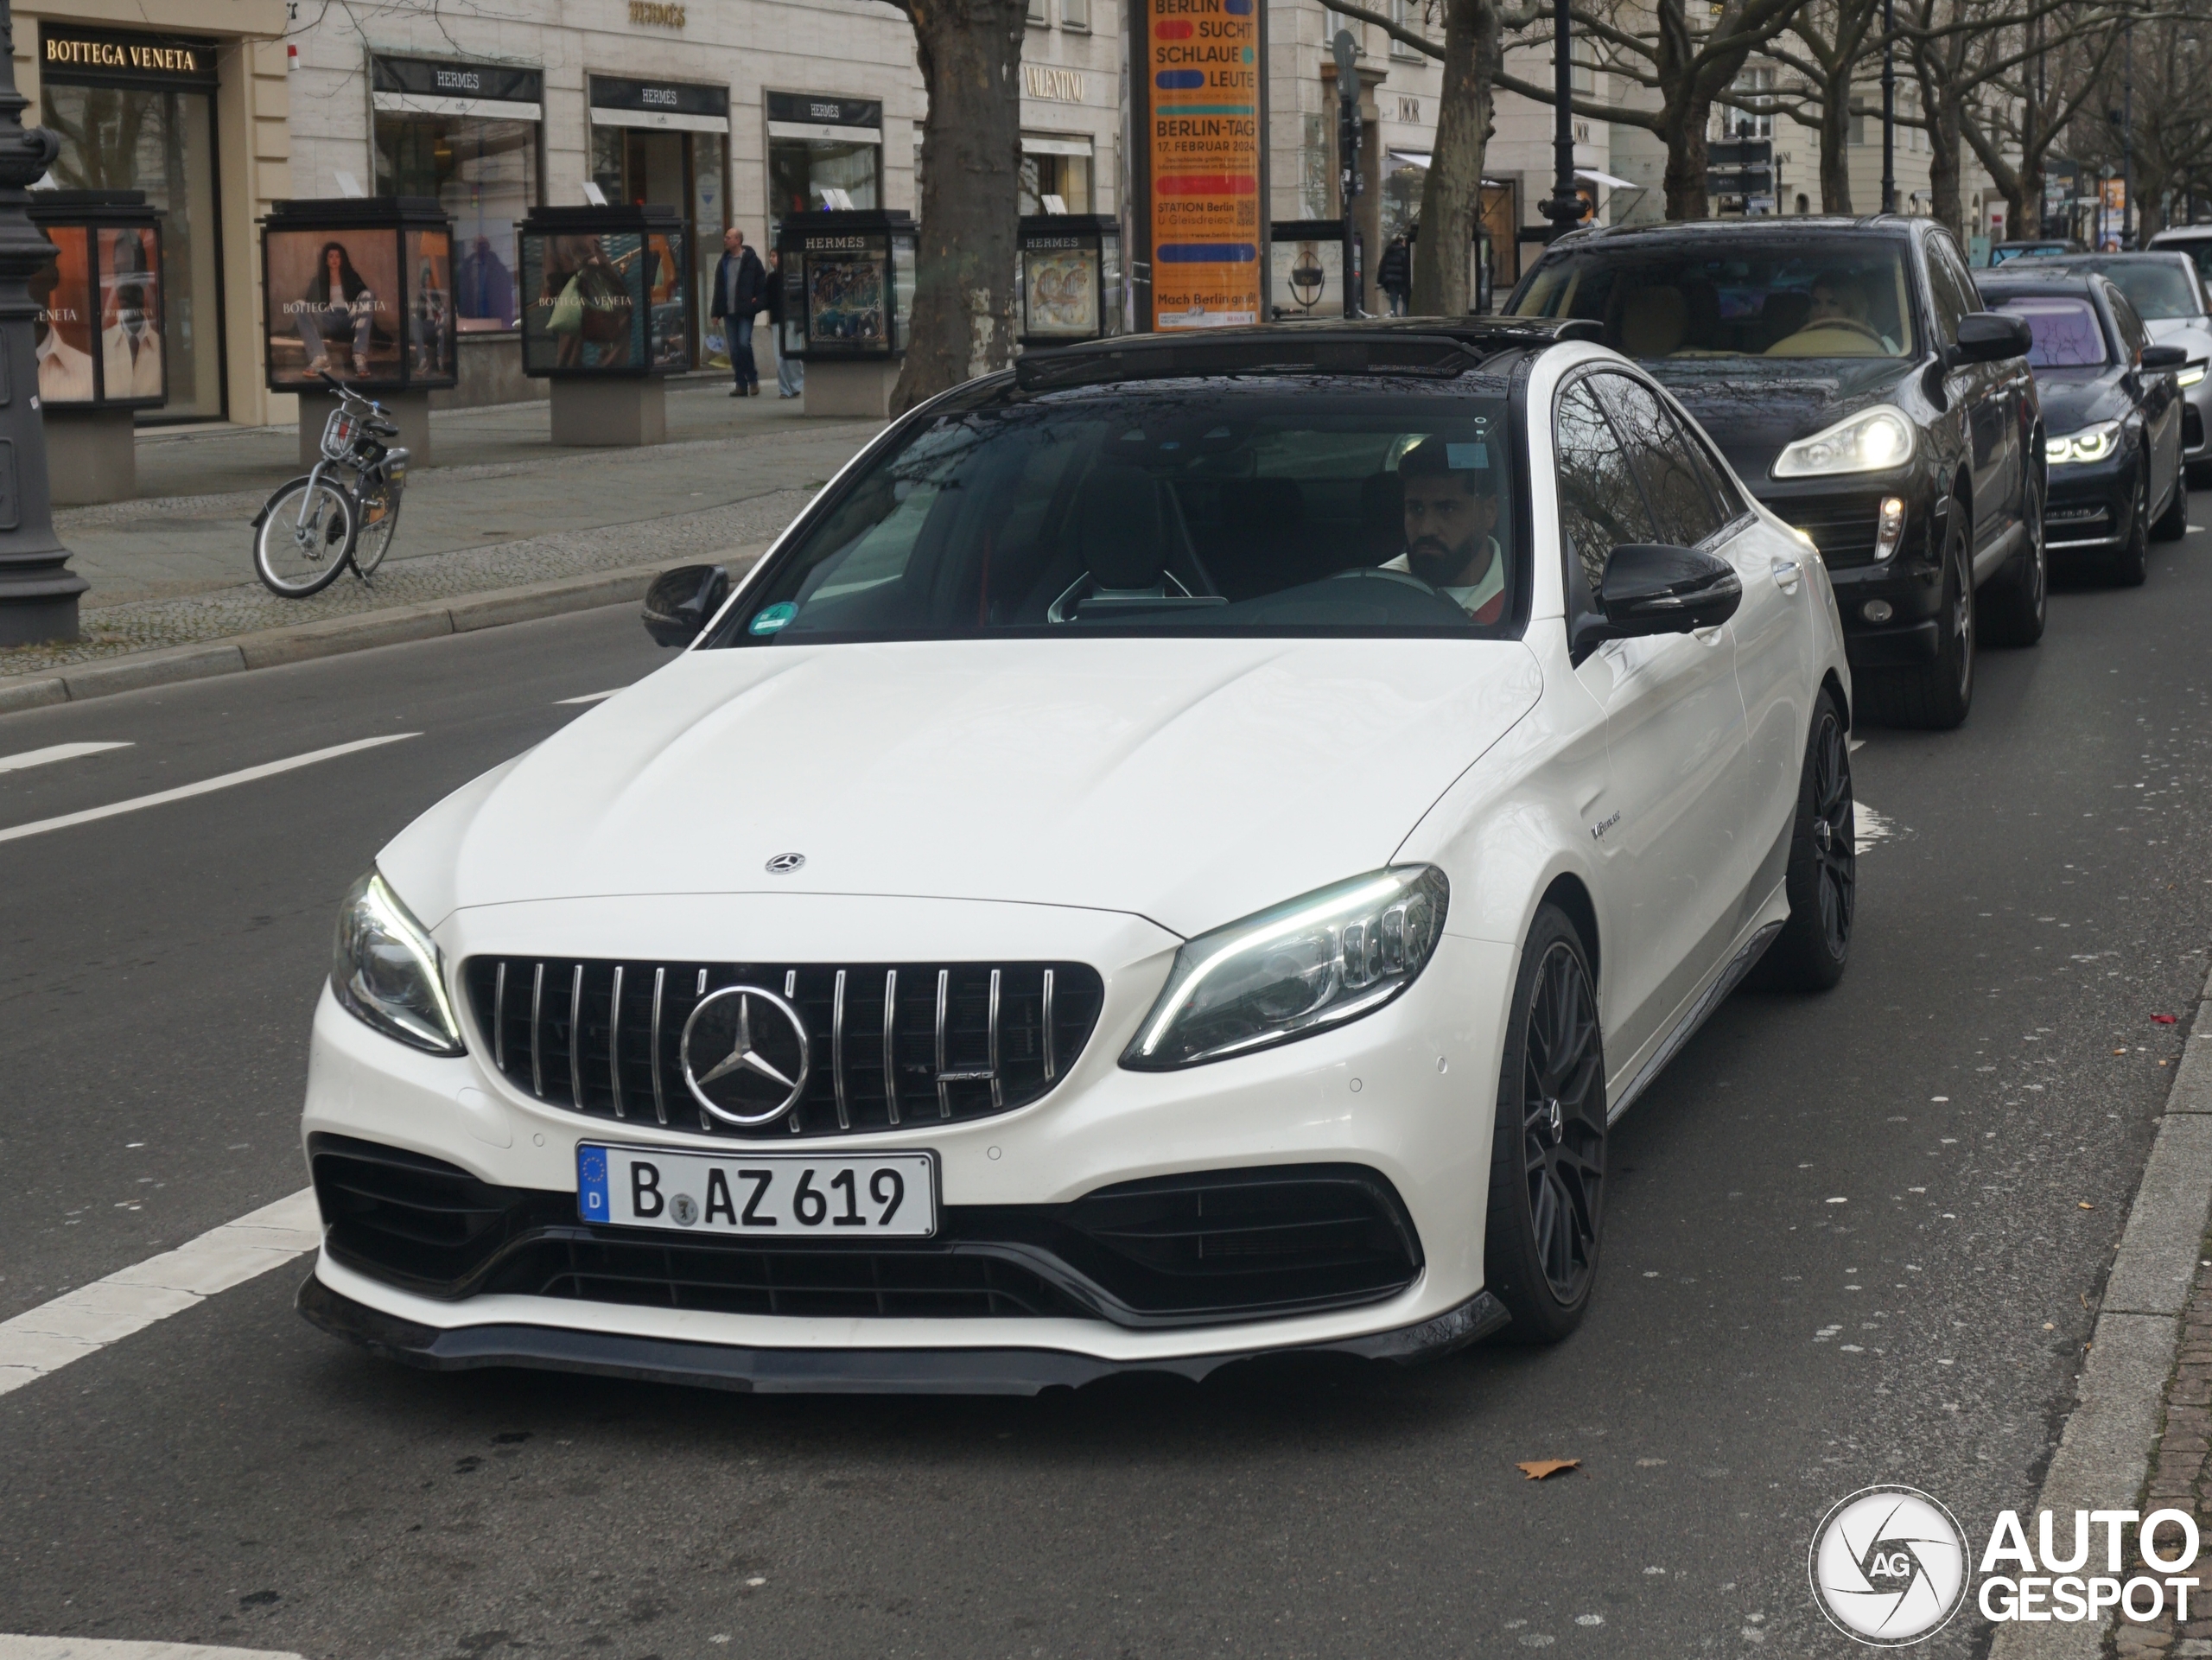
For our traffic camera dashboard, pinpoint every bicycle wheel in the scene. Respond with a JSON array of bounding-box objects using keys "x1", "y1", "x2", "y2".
[
  {"x1": 254, "y1": 477, "x2": 357, "y2": 597},
  {"x1": 352, "y1": 478, "x2": 403, "y2": 581}
]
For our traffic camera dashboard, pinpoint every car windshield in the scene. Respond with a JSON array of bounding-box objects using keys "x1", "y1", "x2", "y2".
[
  {"x1": 2068, "y1": 258, "x2": 2202, "y2": 319},
  {"x1": 705, "y1": 380, "x2": 1526, "y2": 645},
  {"x1": 1510, "y1": 238, "x2": 1919, "y2": 360},
  {"x1": 1986, "y1": 296, "x2": 2110, "y2": 367},
  {"x1": 2155, "y1": 239, "x2": 2212, "y2": 288}
]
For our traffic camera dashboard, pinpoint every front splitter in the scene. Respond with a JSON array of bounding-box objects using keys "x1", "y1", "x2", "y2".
[{"x1": 296, "y1": 1271, "x2": 1510, "y2": 1396}]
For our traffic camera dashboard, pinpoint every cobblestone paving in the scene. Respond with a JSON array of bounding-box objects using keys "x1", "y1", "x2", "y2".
[
  {"x1": 0, "y1": 486, "x2": 814, "y2": 678},
  {"x1": 2115, "y1": 1252, "x2": 2212, "y2": 1659}
]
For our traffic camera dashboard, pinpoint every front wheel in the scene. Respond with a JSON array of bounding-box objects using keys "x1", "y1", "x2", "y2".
[
  {"x1": 2152, "y1": 464, "x2": 2189, "y2": 542},
  {"x1": 1483, "y1": 904, "x2": 1607, "y2": 1345},
  {"x1": 1752, "y1": 690, "x2": 1854, "y2": 992},
  {"x1": 1981, "y1": 472, "x2": 2046, "y2": 648},
  {"x1": 2110, "y1": 463, "x2": 2151, "y2": 586},
  {"x1": 1859, "y1": 509, "x2": 1974, "y2": 728},
  {"x1": 254, "y1": 477, "x2": 356, "y2": 598}
]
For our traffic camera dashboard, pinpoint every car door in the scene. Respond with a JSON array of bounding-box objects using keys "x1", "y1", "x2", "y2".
[
  {"x1": 2112, "y1": 286, "x2": 2180, "y2": 511},
  {"x1": 1596, "y1": 372, "x2": 1808, "y2": 915},
  {"x1": 1929, "y1": 232, "x2": 2012, "y2": 551},
  {"x1": 1554, "y1": 371, "x2": 1754, "y2": 1073}
]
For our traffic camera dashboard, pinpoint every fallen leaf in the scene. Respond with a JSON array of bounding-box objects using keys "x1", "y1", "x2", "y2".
[
  {"x1": 2079, "y1": 1202, "x2": 2095, "y2": 1210},
  {"x1": 2114, "y1": 1048, "x2": 2129, "y2": 1056},
  {"x1": 1517, "y1": 1459, "x2": 1580, "y2": 1480},
  {"x1": 2152, "y1": 1014, "x2": 2179, "y2": 1026}
]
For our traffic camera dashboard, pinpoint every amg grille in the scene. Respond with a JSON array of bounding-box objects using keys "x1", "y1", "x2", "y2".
[{"x1": 462, "y1": 957, "x2": 1103, "y2": 1140}]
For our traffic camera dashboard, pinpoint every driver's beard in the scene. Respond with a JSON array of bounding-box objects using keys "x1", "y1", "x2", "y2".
[{"x1": 1407, "y1": 536, "x2": 1476, "y2": 585}]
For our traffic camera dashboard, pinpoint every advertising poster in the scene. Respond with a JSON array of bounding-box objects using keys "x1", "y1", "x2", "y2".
[
  {"x1": 522, "y1": 232, "x2": 642, "y2": 374},
  {"x1": 266, "y1": 229, "x2": 403, "y2": 385},
  {"x1": 32, "y1": 226, "x2": 95, "y2": 404},
  {"x1": 1025, "y1": 243, "x2": 1101, "y2": 338},
  {"x1": 404, "y1": 226, "x2": 456, "y2": 384},
  {"x1": 805, "y1": 246, "x2": 888, "y2": 347},
  {"x1": 98, "y1": 226, "x2": 163, "y2": 401},
  {"x1": 1142, "y1": 0, "x2": 1262, "y2": 329},
  {"x1": 645, "y1": 230, "x2": 690, "y2": 372}
]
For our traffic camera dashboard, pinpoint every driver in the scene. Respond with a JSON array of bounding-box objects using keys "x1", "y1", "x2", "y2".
[
  {"x1": 1378, "y1": 436, "x2": 1507, "y2": 622},
  {"x1": 1769, "y1": 270, "x2": 1897, "y2": 355}
]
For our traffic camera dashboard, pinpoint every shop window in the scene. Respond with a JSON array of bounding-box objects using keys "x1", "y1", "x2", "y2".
[
  {"x1": 375, "y1": 116, "x2": 537, "y2": 332},
  {"x1": 1020, "y1": 139, "x2": 1093, "y2": 214},
  {"x1": 767, "y1": 96, "x2": 886, "y2": 245}
]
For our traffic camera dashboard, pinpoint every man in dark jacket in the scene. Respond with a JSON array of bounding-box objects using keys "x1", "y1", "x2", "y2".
[
  {"x1": 1377, "y1": 232, "x2": 1412, "y2": 316},
  {"x1": 710, "y1": 226, "x2": 768, "y2": 396}
]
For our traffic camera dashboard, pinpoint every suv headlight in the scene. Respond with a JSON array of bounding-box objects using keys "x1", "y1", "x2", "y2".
[
  {"x1": 332, "y1": 868, "x2": 466, "y2": 1055},
  {"x1": 2047, "y1": 420, "x2": 2121, "y2": 465},
  {"x1": 1122, "y1": 867, "x2": 1448, "y2": 1071},
  {"x1": 1772, "y1": 406, "x2": 1917, "y2": 478}
]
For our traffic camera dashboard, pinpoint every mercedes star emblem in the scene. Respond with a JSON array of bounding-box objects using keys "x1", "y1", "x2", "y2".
[
  {"x1": 677, "y1": 984, "x2": 813, "y2": 1126},
  {"x1": 765, "y1": 851, "x2": 805, "y2": 875}
]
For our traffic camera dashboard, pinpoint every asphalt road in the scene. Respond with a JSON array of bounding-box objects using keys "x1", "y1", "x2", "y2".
[{"x1": 2, "y1": 531, "x2": 2209, "y2": 1660}]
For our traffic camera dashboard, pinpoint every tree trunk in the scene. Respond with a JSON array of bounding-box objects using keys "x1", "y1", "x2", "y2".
[
  {"x1": 1662, "y1": 99, "x2": 1713, "y2": 220},
  {"x1": 1923, "y1": 80, "x2": 1964, "y2": 241},
  {"x1": 2139, "y1": 168, "x2": 2170, "y2": 242},
  {"x1": 1411, "y1": 0, "x2": 1499, "y2": 315},
  {"x1": 891, "y1": 0, "x2": 1027, "y2": 417},
  {"x1": 1818, "y1": 75, "x2": 1853, "y2": 213},
  {"x1": 2013, "y1": 159, "x2": 2041, "y2": 239}
]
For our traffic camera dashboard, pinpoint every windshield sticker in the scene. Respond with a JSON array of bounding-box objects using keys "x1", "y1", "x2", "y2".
[
  {"x1": 749, "y1": 602, "x2": 798, "y2": 635},
  {"x1": 1447, "y1": 442, "x2": 1490, "y2": 469}
]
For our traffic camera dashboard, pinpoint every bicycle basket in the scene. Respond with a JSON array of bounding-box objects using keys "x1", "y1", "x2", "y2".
[{"x1": 320, "y1": 408, "x2": 358, "y2": 462}]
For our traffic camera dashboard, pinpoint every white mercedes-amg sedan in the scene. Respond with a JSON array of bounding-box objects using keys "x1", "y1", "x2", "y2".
[{"x1": 298, "y1": 319, "x2": 1855, "y2": 1393}]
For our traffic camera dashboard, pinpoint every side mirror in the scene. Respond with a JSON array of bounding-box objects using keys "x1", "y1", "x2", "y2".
[
  {"x1": 1573, "y1": 544, "x2": 1742, "y2": 657},
  {"x1": 642, "y1": 563, "x2": 729, "y2": 648},
  {"x1": 2141, "y1": 343, "x2": 2189, "y2": 372},
  {"x1": 1951, "y1": 311, "x2": 2033, "y2": 366}
]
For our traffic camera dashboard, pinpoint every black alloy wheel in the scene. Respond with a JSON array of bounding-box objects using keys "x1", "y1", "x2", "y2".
[
  {"x1": 2153, "y1": 462, "x2": 2190, "y2": 542},
  {"x1": 1484, "y1": 905, "x2": 1606, "y2": 1343},
  {"x1": 1982, "y1": 469, "x2": 2046, "y2": 648},
  {"x1": 1861, "y1": 506, "x2": 1974, "y2": 729},
  {"x1": 2112, "y1": 462, "x2": 2151, "y2": 587},
  {"x1": 1754, "y1": 689, "x2": 1855, "y2": 992}
]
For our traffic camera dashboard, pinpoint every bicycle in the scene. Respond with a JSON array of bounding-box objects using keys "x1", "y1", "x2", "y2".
[{"x1": 251, "y1": 371, "x2": 410, "y2": 598}]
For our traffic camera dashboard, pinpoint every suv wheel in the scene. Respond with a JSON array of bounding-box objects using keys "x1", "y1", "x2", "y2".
[
  {"x1": 1982, "y1": 471, "x2": 2047, "y2": 648},
  {"x1": 1862, "y1": 508, "x2": 1974, "y2": 729}
]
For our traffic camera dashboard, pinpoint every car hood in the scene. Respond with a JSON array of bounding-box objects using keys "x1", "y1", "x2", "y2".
[
  {"x1": 1638, "y1": 357, "x2": 1920, "y2": 484},
  {"x1": 382, "y1": 637, "x2": 1545, "y2": 941},
  {"x1": 2148, "y1": 316, "x2": 2212, "y2": 359},
  {"x1": 2034, "y1": 367, "x2": 2128, "y2": 436}
]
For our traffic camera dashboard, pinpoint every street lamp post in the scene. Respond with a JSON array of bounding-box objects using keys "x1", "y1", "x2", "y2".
[
  {"x1": 2122, "y1": 20, "x2": 2135, "y2": 248},
  {"x1": 1880, "y1": 0, "x2": 1896, "y2": 214},
  {"x1": 0, "y1": 0, "x2": 74, "y2": 647},
  {"x1": 1539, "y1": 0, "x2": 1584, "y2": 234}
]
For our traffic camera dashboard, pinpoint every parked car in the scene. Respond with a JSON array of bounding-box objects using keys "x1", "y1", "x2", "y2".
[
  {"x1": 1986, "y1": 238, "x2": 2084, "y2": 266},
  {"x1": 2146, "y1": 224, "x2": 2212, "y2": 287},
  {"x1": 2007, "y1": 251, "x2": 2212, "y2": 480},
  {"x1": 1976, "y1": 268, "x2": 2190, "y2": 584},
  {"x1": 297, "y1": 319, "x2": 1857, "y2": 1392},
  {"x1": 1507, "y1": 215, "x2": 2041, "y2": 730}
]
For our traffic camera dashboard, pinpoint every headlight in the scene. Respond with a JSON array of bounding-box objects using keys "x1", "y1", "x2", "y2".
[
  {"x1": 2180, "y1": 361, "x2": 2207, "y2": 389},
  {"x1": 332, "y1": 868, "x2": 466, "y2": 1055},
  {"x1": 2047, "y1": 421, "x2": 2121, "y2": 465},
  {"x1": 1771, "y1": 406, "x2": 1917, "y2": 478},
  {"x1": 1121, "y1": 866, "x2": 1448, "y2": 1071}
]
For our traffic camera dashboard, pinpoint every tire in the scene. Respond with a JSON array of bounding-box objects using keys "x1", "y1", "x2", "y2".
[
  {"x1": 1751, "y1": 690, "x2": 1855, "y2": 992},
  {"x1": 1483, "y1": 904, "x2": 1607, "y2": 1345},
  {"x1": 1981, "y1": 468, "x2": 2047, "y2": 648},
  {"x1": 352, "y1": 479, "x2": 403, "y2": 580},
  {"x1": 1859, "y1": 506, "x2": 1974, "y2": 729},
  {"x1": 2110, "y1": 462, "x2": 2150, "y2": 586},
  {"x1": 2153, "y1": 464, "x2": 2189, "y2": 542},
  {"x1": 253, "y1": 477, "x2": 357, "y2": 598}
]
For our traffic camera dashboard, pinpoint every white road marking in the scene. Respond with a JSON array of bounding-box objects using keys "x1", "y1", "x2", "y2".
[
  {"x1": 0, "y1": 741, "x2": 131, "y2": 774},
  {"x1": 0, "y1": 1189, "x2": 319, "y2": 1396},
  {"x1": 556, "y1": 689, "x2": 621, "y2": 704},
  {"x1": 1856, "y1": 802, "x2": 1897, "y2": 854},
  {"x1": 0, "y1": 734, "x2": 416, "y2": 845},
  {"x1": 0, "y1": 1642, "x2": 304, "y2": 1659},
  {"x1": 1847, "y1": 737, "x2": 1866, "y2": 753}
]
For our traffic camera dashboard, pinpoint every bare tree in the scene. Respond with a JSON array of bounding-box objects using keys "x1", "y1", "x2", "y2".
[
  {"x1": 2056, "y1": 14, "x2": 2212, "y2": 239},
  {"x1": 883, "y1": 0, "x2": 1027, "y2": 414},
  {"x1": 1767, "y1": 0, "x2": 1888, "y2": 211},
  {"x1": 1957, "y1": 25, "x2": 2123, "y2": 238}
]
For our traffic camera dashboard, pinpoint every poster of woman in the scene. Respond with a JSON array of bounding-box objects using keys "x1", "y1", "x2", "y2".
[
  {"x1": 98, "y1": 226, "x2": 163, "y2": 402},
  {"x1": 522, "y1": 232, "x2": 641, "y2": 373},
  {"x1": 266, "y1": 231, "x2": 401, "y2": 383}
]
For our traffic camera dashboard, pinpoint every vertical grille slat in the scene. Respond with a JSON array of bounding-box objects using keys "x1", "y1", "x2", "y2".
[{"x1": 465, "y1": 957, "x2": 1103, "y2": 1141}]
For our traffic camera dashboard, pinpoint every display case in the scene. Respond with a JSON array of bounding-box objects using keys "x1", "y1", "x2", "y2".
[
  {"x1": 261, "y1": 196, "x2": 457, "y2": 392},
  {"x1": 775, "y1": 210, "x2": 916, "y2": 361},
  {"x1": 518, "y1": 204, "x2": 690, "y2": 378},
  {"x1": 29, "y1": 190, "x2": 165, "y2": 409},
  {"x1": 1017, "y1": 215, "x2": 1123, "y2": 346},
  {"x1": 1269, "y1": 220, "x2": 1349, "y2": 321}
]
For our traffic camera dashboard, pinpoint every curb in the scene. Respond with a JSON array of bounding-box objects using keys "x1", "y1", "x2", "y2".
[
  {"x1": 1990, "y1": 964, "x2": 2212, "y2": 1660},
  {"x1": 0, "y1": 550, "x2": 763, "y2": 716}
]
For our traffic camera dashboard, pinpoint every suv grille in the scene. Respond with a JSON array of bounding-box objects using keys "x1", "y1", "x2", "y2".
[
  {"x1": 1789, "y1": 493, "x2": 1884, "y2": 568},
  {"x1": 462, "y1": 957, "x2": 1104, "y2": 1140}
]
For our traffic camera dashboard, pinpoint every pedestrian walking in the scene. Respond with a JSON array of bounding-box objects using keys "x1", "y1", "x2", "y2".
[
  {"x1": 767, "y1": 248, "x2": 804, "y2": 399},
  {"x1": 710, "y1": 225, "x2": 768, "y2": 396},
  {"x1": 1378, "y1": 232, "x2": 1412, "y2": 317}
]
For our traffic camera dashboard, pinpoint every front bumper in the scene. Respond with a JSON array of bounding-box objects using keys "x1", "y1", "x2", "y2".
[
  {"x1": 1757, "y1": 480, "x2": 1945, "y2": 665},
  {"x1": 300, "y1": 894, "x2": 1521, "y2": 1383},
  {"x1": 2045, "y1": 449, "x2": 2135, "y2": 552}
]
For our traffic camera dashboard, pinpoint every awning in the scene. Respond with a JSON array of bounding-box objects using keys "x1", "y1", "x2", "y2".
[
  {"x1": 1388, "y1": 149, "x2": 1431, "y2": 169},
  {"x1": 766, "y1": 119, "x2": 882, "y2": 144},
  {"x1": 1576, "y1": 167, "x2": 1635, "y2": 190},
  {"x1": 1022, "y1": 133, "x2": 1095, "y2": 156},
  {"x1": 372, "y1": 91, "x2": 543, "y2": 123}
]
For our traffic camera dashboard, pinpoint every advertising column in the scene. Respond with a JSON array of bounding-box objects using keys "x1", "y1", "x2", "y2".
[{"x1": 1130, "y1": 0, "x2": 1265, "y2": 331}]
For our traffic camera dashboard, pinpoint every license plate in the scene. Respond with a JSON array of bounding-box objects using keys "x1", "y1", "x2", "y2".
[{"x1": 577, "y1": 1143, "x2": 938, "y2": 1237}]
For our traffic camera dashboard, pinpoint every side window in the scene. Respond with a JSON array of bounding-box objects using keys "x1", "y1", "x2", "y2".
[
  {"x1": 1923, "y1": 243, "x2": 1970, "y2": 347},
  {"x1": 1592, "y1": 373, "x2": 1728, "y2": 548},
  {"x1": 1554, "y1": 376, "x2": 1659, "y2": 599},
  {"x1": 2109, "y1": 286, "x2": 2150, "y2": 360}
]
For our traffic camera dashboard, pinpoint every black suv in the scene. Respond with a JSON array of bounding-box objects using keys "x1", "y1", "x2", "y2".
[{"x1": 1508, "y1": 216, "x2": 2041, "y2": 728}]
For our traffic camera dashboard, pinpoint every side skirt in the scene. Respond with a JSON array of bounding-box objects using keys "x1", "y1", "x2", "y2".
[{"x1": 1606, "y1": 917, "x2": 1786, "y2": 1126}]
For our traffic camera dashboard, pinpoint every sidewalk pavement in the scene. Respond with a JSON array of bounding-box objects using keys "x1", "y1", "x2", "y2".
[{"x1": 0, "y1": 380, "x2": 878, "y2": 695}]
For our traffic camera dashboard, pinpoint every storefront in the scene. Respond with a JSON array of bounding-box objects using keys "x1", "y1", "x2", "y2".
[
  {"x1": 765, "y1": 92, "x2": 881, "y2": 241},
  {"x1": 1019, "y1": 132, "x2": 1093, "y2": 214},
  {"x1": 588, "y1": 75, "x2": 728, "y2": 368},
  {"x1": 370, "y1": 54, "x2": 542, "y2": 335}
]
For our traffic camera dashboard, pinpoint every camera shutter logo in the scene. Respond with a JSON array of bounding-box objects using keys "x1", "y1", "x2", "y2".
[{"x1": 1808, "y1": 1485, "x2": 1969, "y2": 1645}]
